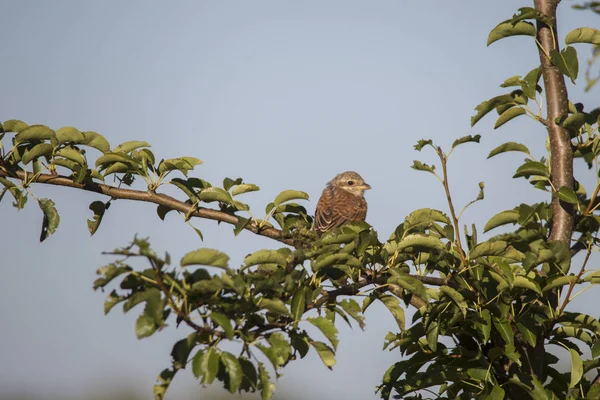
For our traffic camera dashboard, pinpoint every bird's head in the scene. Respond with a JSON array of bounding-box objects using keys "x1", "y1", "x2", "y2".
[{"x1": 329, "y1": 171, "x2": 371, "y2": 196}]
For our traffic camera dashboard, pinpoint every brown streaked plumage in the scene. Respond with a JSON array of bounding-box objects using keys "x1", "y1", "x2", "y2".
[{"x1": 312, "y1": 171, "x2": 371, "y2": 235}]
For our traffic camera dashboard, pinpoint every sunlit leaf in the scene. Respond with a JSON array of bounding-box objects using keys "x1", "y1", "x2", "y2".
[
  {"x1": 273, "y1": 190, "x2": 309, "y2": 207},
  {"x1": 181, "y1": 248, "x2": 229, "y2": 269},
  {"x1": 487, "y1": 142, "x2": 530, "y2": 159},
  {"x1": 565, "y1": 27, "x2": 600, "y2": 45},
  {"x1": 487, "y1": 21, "x2": 536, "y2": 46},
  {"x1": 38, "y1": 198, "x2": 59, "y2": 242}
]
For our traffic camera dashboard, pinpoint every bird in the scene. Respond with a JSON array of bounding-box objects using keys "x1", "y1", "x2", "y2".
[{"x1": 312, "y1": 171, "x2": 371, "y2": 235}]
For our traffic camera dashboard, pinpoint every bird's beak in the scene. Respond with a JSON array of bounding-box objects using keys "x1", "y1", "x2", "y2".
[{"x1": 361, "y1": 183, "x2": 371, "y2": 190}]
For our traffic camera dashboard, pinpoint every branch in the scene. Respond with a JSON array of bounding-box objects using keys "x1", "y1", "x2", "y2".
[
  {"x1": 438, "y1": 148, "x2": 468, "y2": 266},
  {"x1": 531, "y1": 0, "x2": 575, "y2": 384},
  {"x1": 306, "y1": 274, "x2": 446, "y2": 311},
  {"x1": 534, "y1": 0, "x2": 575, "y2": 245},
  {"x1": 0, "y1": 169, "x2": 295, "y2": 246}
]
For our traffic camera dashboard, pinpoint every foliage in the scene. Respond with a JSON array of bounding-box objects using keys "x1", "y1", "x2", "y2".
[{"x1": 2, "y1": 1, "x2": 600, "y2": 400}]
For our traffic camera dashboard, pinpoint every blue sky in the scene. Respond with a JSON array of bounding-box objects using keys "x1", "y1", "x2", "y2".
[{"x1": 1, "y1": 1, "x2": 599, "y2": 399}]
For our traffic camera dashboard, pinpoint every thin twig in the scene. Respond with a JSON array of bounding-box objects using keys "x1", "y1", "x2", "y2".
[{"x1": 437, "y1": 147, "x2": 468, "y2": 266}]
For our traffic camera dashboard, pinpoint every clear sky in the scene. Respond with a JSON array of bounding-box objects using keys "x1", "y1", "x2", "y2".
[{"x1": 1, "y1": 1, "x2": 599, "y2": 399}]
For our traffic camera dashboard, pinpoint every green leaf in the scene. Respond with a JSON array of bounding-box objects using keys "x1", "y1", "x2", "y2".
[
  {"x1": 38, "y1": 198, "x2": 60, "y2": 242},
  {"x1": 500, "y1": 75, "x2": 523, "y2": 88},
  {"x1": 233, "y1": 216, "x2": 251, "y2": 236},
  {"x1": 95, "y1": 152, "x2": 135, "y2": 168},
  {"x1": 487, "y1": 21, "x2": 536, "y2": 46},
  {"x1": 565, "y1": 27, "x2": 600, "y2": 45},
  {"x1": 113, "y1": 140, "x2": 150, "y2": 154},
  {"x1": 153, "y1": 368, "x2": 176, "y2": 400},
  {"x1": 471, "y1": 94, "x2": 514, "y2": 126},
  {"x1": 181, "y1": 248, "x2": 229, "y2": 269},
  {"x1": 56, "y1": 126, "x2": 85, "y2": 144},
  {"x1": 550, "y1": 46, "x2": 579, "y2": 82},
  {"x1": 569, "y1": 348, "x2": 583, "y2": 388},
  {"x1": 513, "y1": 275, "x2": 542, "y2": 295},
  {"x1": 192, "y1": 347, "x2": 220, "y2": 384},
  {"x1": 258, "y1": 298, "x2": 289, "y2": 315},
  {"x1": 82, "y1": 131, "x2": 110, "y2": 152},
  {"x1": 256, "y1": 337, "x2": 290, "y2": 369},
  {"x1": 273, "y1": 190, "x2": 309, "y2": 207},
  {"x1": 231, "y1": 184, "x2": 260, "y2": 196},
  {"x1": 470, "y1": 240, "x2": 508, "y2": 259},
  {"x1": 308, "y1": 317, "x2": 339, "y2": 350},
  {"x1": 310, "y1": 341, "x2": 336, "y2": 368},
  {"x1": 493, "y1": 318, "x2": 514, "y2": 346},
  {"x1": 521, "y1": 67, "x2": 542, "y2": 99},
  {"x1": 425, "y1": 321, "x2": 439, "y2": 352},
  {"x1": 211, "y1": 312, "x2": 234, "y2": 339},
  {"x1": 488, "y1": 385, "x2": 506, "y2": 400},
  {"x1": 494, "y1": 107, "x2": 526, "y2": 129},
  {"x1": 378, "y1": 295, "x2": 406, "y2": 331},
  {"x1": 170, "y1": 333, "x2": 197, "y2": 370},
  {"x1": 411, "y1": 160, "x2": 436, "y2": 174},
  {"x1": 440, "y1": 286, "x2": 467, "y2": 317},
  {"x1": 220, "y1": 352, "x2": 243, "y2": 393},
  {"x1": 451, "y1": 134, "x2": 481, "y2": 148},
  {"x1": 404, "y1": 208, "x2": 450, "y2": 231},
  {"x1": 136, "y1": 314, "x2": 157, "y2": 339},
  {"x1": 197, "y1": 187, "x2": 232, "y2": 203},
  {"x1": 479, "y1": 309, "x2": 492, "y2": 342},
  {"x1": 103, "y1": 290, "x2": 126, "y2": 314},
  {"x1": 244, "y1": 249, "x2": 289, "y2": 268},
  {"x1": 22, "y1": 143, "x2": 53, "y2": 164},
  {"x1": 102, "y1": 162, "x2": 133, "y2": 176},
  {"x1": 559, "y1": 112, "x2": 586, "y2": 133},
  {"x1": 395, "y1": 234, "x2": 445, "y2": 253},
  {"x1": 2, "y1": 119, "x2": 28, "y2": 132},
  {"x1": 290, "y1": 287, "x2": 306, "y2": 324},
  {"x1": 258, "y1": 363, "x2": 274, "y2": 400},
  {"x1": 338, "y1": 299, "x2": 365, "y2": 329},
  {"x1": 510, "y1": 7, "x2": 554, "y2": 25},
  {"x1": 15, "y1": 125, "x2": 56, "y2": 144},
  {"x1": 488, "y1": 142, "x2": 530, "y2": 159},
  {"x1": 223, "y1": 177, "x2": 242, "y2": 191},
  {"x1": 56, "y1": 146, "x2": 86, "y2": 166},
  {"x1": 87, "y1": 201, "x2": 107, "y2": 235},
  {"x1": 513, "y1": 161, "x2": 549, "y2": 178},
  {"x1": 558, "y1": 186, "x2": 578, "y2": 204},
  {"x1": 516, "y1": 322, "x2": 537, "y2": 347},
  {"x1": 414, "y1": 139, "x2": 433, "y2": 151},
  {"x1": 467, "y1": 368, "x2": 490, "y2": 382},
  {"x1": 93, "y1": 262, "x2": 133, "y2": 289},
  {"x1": 158, "y1": 157, "x2": 202, "y2": 176},
  {"x1": 543, "y1": 275, "x2": 578, "y2": 292}
]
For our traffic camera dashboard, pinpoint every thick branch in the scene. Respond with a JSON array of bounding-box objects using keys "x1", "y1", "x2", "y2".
[
  {"x1": 534, "y1": 0, "x2": 575, "y2": 245},
  {"x1": 530, "y1": 0, "x2": 575, "y2": 385},
  {"x1": 0, "y1": 169, "x2": 295, "y2": 246}
]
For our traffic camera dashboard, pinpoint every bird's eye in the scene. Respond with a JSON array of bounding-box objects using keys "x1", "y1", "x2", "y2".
[{"x1": 347, "y1": 180, "x2": 354, "y2": 185}]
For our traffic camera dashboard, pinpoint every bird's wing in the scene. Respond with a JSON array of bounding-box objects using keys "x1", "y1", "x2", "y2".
[
  {"x1": 313, "y1": 188, "x2": 367, "y2": 234},
  {"x1": 313, "y1": 187, "x2": 336, "y2": 234}
]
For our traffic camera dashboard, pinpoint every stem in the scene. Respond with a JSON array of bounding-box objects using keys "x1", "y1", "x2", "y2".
[
  {"x1": 557, "y1": 243, "x2": 592, "y2": 317},
  {"x1": 438, "y1": 147, "x2": 468, "y2": 266},
  {"x1": 148, "y1": 258, "x2": 222, "y2": 337}
]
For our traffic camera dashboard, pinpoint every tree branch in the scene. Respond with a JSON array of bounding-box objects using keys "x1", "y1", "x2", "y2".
[
  {"x1": 0, "y1": 169, "x2": 295, "y2": 246},
  {"x1": 530, "y1": 0, "x2": 575, "y2": 385},
  {"x1": 534, "y1": 0, "x2": 575, "y2": 245}
]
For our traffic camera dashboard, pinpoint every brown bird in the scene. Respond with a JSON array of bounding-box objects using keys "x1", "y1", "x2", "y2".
[{"x1": 312, "y1": 171, "x2": 371, "y2": 235}]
